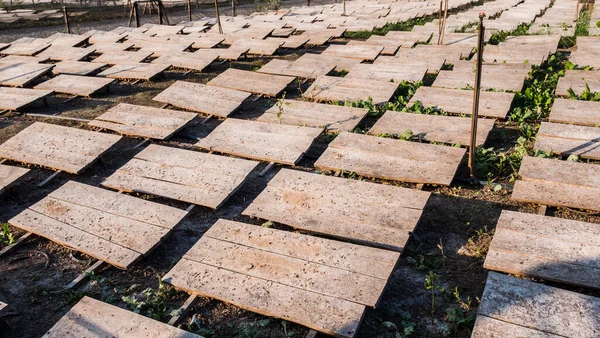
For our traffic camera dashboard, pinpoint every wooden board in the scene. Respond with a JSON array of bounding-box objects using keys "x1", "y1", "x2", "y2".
[
  {"x1": 9, "y1": 181, "x2": 187, "y2": 269},
  {"x1": 243, "y1": 168, "x2": 430, "y2": 251},
  {"x1": 190, "y1": 35, "x2": 225, "y2": 49},
  {"x1": 43, "y1": 297, "x2": 202, "y2": 338},
  {"x1": 207, "y1": 68, "x2": 295, "y2": 97},
  {"x1": 89, "y1": 103, "x2": 196, "y2": 139},
  {"x1": 0, "y1": 38, "x2": 50, "y2": 56},
  {"x1": 534, "y1": 121, "x2": 600, "y2": 160},
  {"x1": 0, "y1": 55, "x2": 50, "y2": 64},
  {"x1": 257, "y1": 99, "x2": 368, "y2": 131},
  {"x1": 303, "y1": 76, "x2": 399, "y2": 105},
  {"x1": 51, "y1": 61, "x2": 106, "y2": 76},
  {"x1": 0, "y1": 164, "x2": 29, "y2": 195},
  {"x1": 228, "y1": 38, "x2": 283, "y2": 56},
  {"x1": 97, "y1": 63, "x2": 170, "y2": 81},
  {"x1": 556, "y1": 70, "x2": 600, "y2": 96},
  {"x1": 37, "y1": 46, "x2": 95, "y2": 61},
  {"x1": 0, "y1": 87, "x2": 53, "y2": 111},
  {"x1": 296, "y1": 53, "x2": 361, "y2": 72},
  {"x1": 347, "y1": 36, "x2": 401, "y2": 55},
  {"x1": 257, "y1": 59, "x2": 334, "y2": 79},
  {"x1": 88, "y1": 42, "x2": 134, "y2": 54},
  {"x1": 345, "y1": 63, "x2": 428, "y2": 83},
  {"x1": 103, "y1": 144, "x2": 259, "y2": 208},
  {"x1": 321, "y1": 44, "x2": 383, "y2": 61},
  {"x1": 512, "y1": 156, "x2": 600, "y2": 212},
  {"x1": 548, "y1": 98, "x2": 600, "y2": 127},
  {"x1": 267, "y1": 35, "x2": 309, "y2": 49},
  {"x1": 153, "y1": 80, "x2": 251, "y2": 118},
  {"x1": 152, "y1": 52, "x2": 217, "y2": 72},
  {"x1": 163, "y1": 218, "x2": 400, "y2": 337},
  {"x1": 34, "y1": 75, "x2": 114, "y2": 97},
  {"x1": 315, "y1": 131, "x2": 466, "y2": 185},
  {"x1": 383, "y1": 31, "x2": 433, "y2": 47},
  {"x1": 408, "y1": 86, "x2": 515, "y2": 119},
  {"x1": 196, "y1": 119, "x2": 322, "y2": 165},
  {"x1": 0, "y1": 122, "x2": 121, "y2": 174},
  {"x1": 369, "y1": 111, "x2": 495, "y2": 146},
  {"x1": 432, "y1": 67, "x2": 528, "y2": 92},
  {"x1": 0, "y1": 301, "x2": 6, "y2": 312},
  {"x1": 0, "y1": 62, "x2": 54, "y2": 87},
  {"x1": 92, "y1": 50, "x2": 153, "y2": 64},
  {"x1": 475, "y1": 272, "x2": 600, "y2": 337},
  {"x1": 484, "y1": 210, "x2": 600, "y2": 289}
]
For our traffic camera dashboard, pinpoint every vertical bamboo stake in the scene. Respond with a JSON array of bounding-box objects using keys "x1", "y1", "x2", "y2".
[
  {"x1": 214, "y1": 0, "x2": 223, "y2": 34},
  {"x1": 134, "y1": 2, "x2": 140, "y2": 27},
  {"x1": 468, "y1": 14, "x2": 485, "y2": 181},
  {"x1": 343, "y1": 0, "x2": 346, "y2": 16},
  {"x1": 438, "y1": 0, "x2": 443, "y2": 38},
  {"x1": 158, "y1": 1, "x2": 163, "y2": 24},
  {"x1": 574, "y1": 0, "x2": 580, "y2": 22},
  {"x1": 438, "y1": 0, "x2": 449, "y2": 45},
  {"x1": 188, "y1": 0, "x2": 192, "y2": 20},
  {"x1": 306, "y1": 0, "x2": 310, "y2": 6},
  {"x1": 231, "y1": 0, "x2": 235, "y2": 16},
  {"x1": 63, "y1": 6, "x2": 71, "y2": 33}
]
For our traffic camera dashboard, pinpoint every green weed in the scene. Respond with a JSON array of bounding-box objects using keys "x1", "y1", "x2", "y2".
[
  {"x1": 122, "y1": 278, "x2": 175, "y2": 320},
  {"x1": 568, "y1": 84, "x2": 600, "y2": 101},
  {"x1": 424, "y1": 271, "x2": 445, "y2": 315},
  {"x1": 382, "y1": 312, "x2": 416, "y2": 338},
  {"x1": 0, "y1": 223, "x2": 15, "y2": 245}
]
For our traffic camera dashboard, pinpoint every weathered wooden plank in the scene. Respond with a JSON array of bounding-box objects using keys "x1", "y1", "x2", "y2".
[
  {"x1": 472, "y1": 315, "x2": 563, "y2": 338},
  {"x1": 34, "y1": 75, "x2": 114, "y2": 97},
  {"x1": 196, "y1": 119, "x2": 322, "y2": 165},
  {"x1": 296, "y1": 53, "x2": 361, "y2": 72},
  {"x1": 383, "y1": 31, "x2": 433, "y2": 46},
  {"x1": 97, "y1": 63, "x2": 170, "y2": 81},
  {"x1": 347, "y1": 36, "x2": 401, "y2": 55},
  {"x1": 257, "y1": 59, "x2": 335, "y2": 79},
  {"x1": 303, "y1": 76, "x2": 399, "y2": 105},
  {"x1": 0, "y1": 301, "x2": 6, "y2": 312},
  {"x1": 408, "y1": 86, "x2": 515, "y2": 119},
  {"x1": 0, "y1": 38, "x2": 51, "y2": 56},
  {"x1": 43, "y1": 297, "x2": 202, "y2": 338},
  {"x1": 548, "y1": 98, "x2": 600, "y2": 127},
  {"x1": 315, "y1": 132, "x2": 466, "y2": 185},
  {"x1": 0, "y1": 87, "x2": 53, "y2": 111},
  {"x1": 534, "y1": 122, "x2": 600, "y2": 160},
  {"x1": 369, "y1": 111, "x2": 495, "y2": 146},
  {"x1": 102, "y1": 144, "x2": 259, "y2": 208},
  {"x1": 484, "y1": 210, "x2": 600, "y2": 289},
  {"x1": 432, "y1": 66, "x2": 528, "y2": 92},
  {"x1": 228, "y1": 38, "x2": 283, "y2": 56},
  {"x1": 345, "y1": 63, "x2": 427, "y2": 83},
  {"x1": 512, "y1": 156, "x2": 600, "y2": 211},
  {"x1": 153, "y1": 81, "x2": 251, "y2": 117},
  {"x1": 321, "y1": 44, "x2": 383, "y2": 61},
  {"x1": 152, "y1": 52, "x2": 217, "y2": 72},
  {"x1": 51, "y1": 61, "x2": 106, "y2": 76},
  {"x1": 243, "y1": 168, "x2": 429, "y2": 251},
  {"x1": 37, "y1": 46, "x2": 95, "y2": 61},
  {"x1": 89, "y1": 103, "x2": 196, "y2": 139},
  {"x1": 0, "y1": 164, "x2": 29, "y2": 195},
  {"x1": 267, "y1": 36, "x2": 309, "y2": 49},
  {"x1": 0, "y1": 55, "x2": 50, "y2": 64},
  {"x1": 92, "y1": 50, "x2": 153, "y2": 64},
  {"x1": 207, "y1": 68, "x2": 295, "y2": 97},
  {"x1": 258, "y1": 99, "x2": 367, "y2": 131},
  {"x1": 477, "y1": 272, "x2": 600, "y2": 337},
  {"x1": 556, "y1": 70, "x2": 600, "y2": 97},
  {"x1": 0, "y1": 122, "x2": 121, "y2": 174},
  {"x1": 0, "y1": 63, "x2": 54, "y2": 87}
]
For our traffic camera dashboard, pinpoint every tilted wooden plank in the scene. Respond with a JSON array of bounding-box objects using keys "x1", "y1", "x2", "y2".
[
  {"x1": 0, "y1": 38, "x2": 51, "y2": 56},
  {"x1": 97, "y1": 63, "x2": 169, "y2": 80},
  {"x1": 556, "y1": 70, "x2": 600, "y2": 96},
  {"x1": 37, "y1": 45, "x2": 95, "y2": 61},
  {"x1": 34, "y1": 75, "x2": 114, "y2": 97},
  {"x1": 0, "y1": 63, "x2": 54, "y2": 87},
  {"x1": 518, "y1": 155, "x2": 600, "y2": 189},
  {"x1": 0, "y1": 87, "x2": 53, "y2": 111},
  {"x1": 51, "y1": 61, "x2": 106, "y2": 76},
  {"x1": 321, "y1": 44, "x2": 383, "y2": 61},
  {"x1": 163, "y1": 259, "x2": 364, "y2": 338},
  {"x1": 243, "y1": 168, "x2": 429, "y2": 251},
  {"x1": 369, "y1": 111, "x2": 495, "y2": 146},
  {"x1": 408, "y1": 86, "x2": 515, "y2": 119},
  {"x1": 153, "y1": 81, "x2": 251, "y2": 117},
  {"x1": 432, "y1": 67, "x2": 528, "y2": 92},
  {"x1": 152, "y1": 52, "x2": 217, "y2": 72},
  {"x1": 472, "y1": 315, "x2": 563, "y2": 338},
  {"x1": 485, "y1": 210, "x2": 600, "y2": 289},
  {"x1": 43, "y1": 297, "x2": 203, "y2": 338},
  {"x1": 304, "y1": 76, "x2": 399, "y2": 105},
  {"x1": 0, "y1": 164, "x2": 29, "y2": 195},
  {"x1": 196, "y1": 119, "x2": 322, "y2": 165},
  {"x1": 0, "y1": 122, "x2": 121, "y2": 174},
  {"x1": 315, "y1": 132, "x2": 466, "y2": 185},
  {"x1": 478, "y1": 272, "x2": 600, "y2": 337},
  {"x1": 92, "y1": 50, "x2": 153, "y2": 64},
  {"x1": 228, "y1": 38, "x2": 283, "y2": 56},
  {"x1": 102, "y1": 145, "x2": 259, "y2": 208},
  {"x1": 296, "y1": 53, "x2": 361, "y2": 72},
  {"x1": 49, "y1": 181, "x2": 187, "y2": 228},
  {"x1": 512, "y1": 180, "x2": 600, "y2": 212},
  {"x1": 257, "y1": 59, "x2": 334, "y2": 79},
  {"x1": 345, "y1": 63, "x2": 427, "y2": 83},
  {"x1": 534, "y1": 122, "x2": 600, "y2": 160},
  {"x1": 549, "y1": 98, "x2": 600, "y2": 127},
  {"x1": 207, "y1": 68, "x2": 295, "y2": 97},
  {"x1": 258, "y1": 99, "x2": 367, "y2": 131},
  {"x1": 89, "y1": 103, "x2": 197, "y2": 139}
]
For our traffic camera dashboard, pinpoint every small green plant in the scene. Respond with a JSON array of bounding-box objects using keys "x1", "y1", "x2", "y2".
[
  {"x1": 444, "y1": 287, "x2": 476, "y2": 332},
  {"x1": 275, "y1": 92, "x2": 288, "y2": 123},
  {"x1": 122, "y1": 278, "x2": 175, "y2": 320},
  {"x1": 424, "y1": 271, "x2": 445, "y2": 315},
  {"x1": 0, "y1": 223, "x2": 15, "y2": 245},
  {"x1": 488, "y1": 23, "x2": 530, "y2": 45},
  {"x1": 280, "y1": 320, "x2": 294, "y2": 337},
  {"x1": 382, "y1": 312, "x2": 416, "y2": 338},
  {"x1": 459, "y1": 227, "x2": 493, "y2": 259},
  {"x1": 406, "y1": 249, "x2": 441, "y2": 271},
  {"x1": 568, "y1": 84, "x2": 600, "y2": 101}
]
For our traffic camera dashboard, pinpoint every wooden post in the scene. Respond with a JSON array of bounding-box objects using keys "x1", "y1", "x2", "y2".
[
  {"x1": 306, "y1": 0, "x2": 310, "y2": 6},
  {"x1": 158, "y1": 0, "x2": 163, "y2": 24},
  {"x1": 574, "y1": 0, "x2": 580, "y2": 22},
  {"x1": 343, "y1": 0, "x2": 346, "y2": 16},
  {"x1": 134, "y1": 1, "x2": 140, "y2": 27},
  {"x1": 231, "y1": 0, "x2": 235, "y2": 16},
  {"x1": 63, "y1": 6, "x2": 71, "y2": 33},
  {"x1": 468, "y1": 14, "x2": 485, "y2": 181},
  {"x1": 214, "y1": 0, "x2": 223, "y2": 34},
  {"x1": 438, "y1": 0, "x2": 443, "y2": 38},
  {"x1": 188, "y1": 0, "x2": 192, "y2": 20},
  {"x1": 438, "y1": 0, "x2": 449, "y2": 45}
]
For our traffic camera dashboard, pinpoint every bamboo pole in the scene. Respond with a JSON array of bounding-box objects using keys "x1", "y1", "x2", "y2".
[
  {"x1": 468, "y1": 14, "x2": 486, "y2": 181},
  {"x1": 214, "y1": 0, "x2": 223, "y2": 34},
  {"x1": 63, "y1": 6, "x2": 71, "y2": 33}
]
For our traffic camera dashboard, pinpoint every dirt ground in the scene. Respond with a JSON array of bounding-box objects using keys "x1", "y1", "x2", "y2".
[{"x1": 1, "y1": 4, "x2": 600, "y2": 338}]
